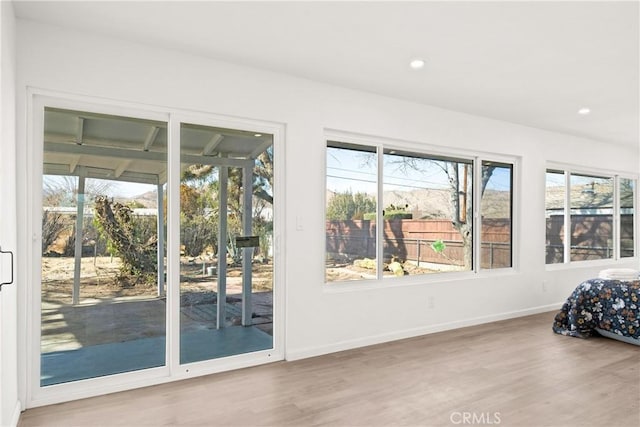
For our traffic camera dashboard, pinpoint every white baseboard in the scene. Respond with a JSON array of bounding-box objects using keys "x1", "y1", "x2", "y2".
[
  {"x1": 9, "y1": 400, "x2": 21, "y2": 427},
  {"x1": 286, "y1": 303, "x2": 562, "y2": 361}
]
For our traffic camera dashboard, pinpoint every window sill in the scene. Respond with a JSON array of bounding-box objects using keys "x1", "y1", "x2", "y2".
[
  {"x1": 323, "y1": 267, "x2": 520, "y2": 293},
  {"x1": 545, "y1": 257, "x2": 639, "y2": 272}
]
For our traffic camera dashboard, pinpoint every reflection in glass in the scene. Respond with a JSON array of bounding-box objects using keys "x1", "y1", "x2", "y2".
[
  {"x1": 325, "y1": 142, "x2": 377, "y2": 282},
  {"x1": 480, "y1": 162, "x2": 513, "y2": 269},
  {"x1": 570, "y1": 174, "x2": 613, "y2": 261},
  {"x1": 620, "y1": 178, "x2": 635, "y2": 258},
  {"x1": 545, "y1": 170, "x2": 566, "y2": 264}
]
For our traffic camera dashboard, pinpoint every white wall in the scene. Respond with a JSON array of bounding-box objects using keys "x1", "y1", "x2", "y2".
[
  {"x1": 15, "y1": 19, "x2": 638, "y2": 372},
  {"x1": 0, "y1": 1, "x2": 19, "y2": 426}
]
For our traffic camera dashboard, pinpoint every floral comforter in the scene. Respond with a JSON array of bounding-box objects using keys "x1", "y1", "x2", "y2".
[{"x1": 553, "y1": 278, "x2": 640, "y2": 340}]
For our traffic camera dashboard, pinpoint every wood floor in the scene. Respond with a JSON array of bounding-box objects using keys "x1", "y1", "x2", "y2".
[{"x1": 19, "y1": 311, "x2": 640, "y2": 427}]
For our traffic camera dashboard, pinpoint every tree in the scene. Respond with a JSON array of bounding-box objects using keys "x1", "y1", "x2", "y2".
[
  {"x1": 387, "y1": 157, "x2": 495, "y2": 269},
  {"x1": 254, "y1": 147, "x2": 273, "y2": 205},
  {"x1": 94, "y1": 196, "x2": 157, "y2": 285},
  {"x1": 179, "y1": 181, "x2": 218, "y2": 258},
  {"x1": 438, "y1": 162, "x2": 496, "y2": 268},
  {"x1": 43, "y1": 175, "x2": 113, "y2": 207},
  {"x1": 178, "y1": 144, "x2": 275, "y2": 262},
  {"x1": 41, "y1": 210, "x2": 67, "y2": 253},
  {"x1": 326, "y1": 191, "x2": 376, "y2": 220},
  {"x1": 42, "y1": 176, "x2": 115, "y2": 255}
]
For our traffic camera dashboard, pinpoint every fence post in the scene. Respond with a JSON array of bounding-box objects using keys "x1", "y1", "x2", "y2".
[
  {"x1": 489, "y1": 242, "x2": 493, "y2": 269},
  {"x1": 417, "y1": 239, "x2": 421, "y2": 267}
]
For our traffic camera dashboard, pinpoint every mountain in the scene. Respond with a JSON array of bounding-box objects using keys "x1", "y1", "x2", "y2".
[
  {"x1": 326, "y1": 188, "x2": 512, "y2": 219},
  {"x1": 115, "y1": 190, "x2": 158, "y2": 208}
]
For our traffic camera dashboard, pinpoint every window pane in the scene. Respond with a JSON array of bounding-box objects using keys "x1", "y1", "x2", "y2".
[
  {"x1": 570, "y1": 174, "x2": 613, "y2": 261},
  {"x1": 179, "y1": 123, "x2": 274, "y2": 363},
  {"x1": 382, "y1": 150, "x2": 472, "y2": 276},
  {"x1": 326, "y1": 142, "x2": 377, "y2": 282},
  {"x1": 545, "y1": 170, "x2": 566, "y2": 264},
  {"x1": 481, "y1": 162, "x2": 512, "y2": 269},
  {"x1": 41, "y1": 108, "x2": 167, "y2": 385},
  {"x1": 620, "y1": 178, "x2": 635, "y2": 258}
]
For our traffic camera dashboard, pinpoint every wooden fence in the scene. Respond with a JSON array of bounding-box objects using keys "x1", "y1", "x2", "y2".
[
  {"x1": 325, "y1": 219, "x2": 512, "y2": 268},
  {"x1": 326, "y1": 214, "x2": 634, "y2": 268},
  {"x1": 545, "y1": 214, "x2": 634, "y2": 262}
]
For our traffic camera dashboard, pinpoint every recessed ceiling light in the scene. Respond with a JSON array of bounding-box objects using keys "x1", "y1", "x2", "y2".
[
  {"x1": 409, "y1": 58, "x2": 425, "y2": 69},
  {"x1": 578, "y1": 107, "x2": 591, "y2": 115}
]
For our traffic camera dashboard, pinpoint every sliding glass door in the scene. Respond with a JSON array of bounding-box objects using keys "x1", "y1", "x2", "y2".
[{"x1": 33, "y1": 99, "x2": 279, "y2": 401}]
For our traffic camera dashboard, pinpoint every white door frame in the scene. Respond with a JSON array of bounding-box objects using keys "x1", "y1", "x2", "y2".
[{"x1": 23, "y1": 90, "x2": 285, "y2": 408}]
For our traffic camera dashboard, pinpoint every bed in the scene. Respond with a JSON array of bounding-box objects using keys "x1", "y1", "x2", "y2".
[{"x1": 553, "y1": 278, "x2": 640, "y2": 345}]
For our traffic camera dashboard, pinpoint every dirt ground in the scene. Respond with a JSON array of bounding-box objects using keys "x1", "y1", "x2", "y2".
[
  {"x1": 41, "y1": 256, "x2": 273, "y2": 303},
  {"x1": 325, "y1": 259, "x2": 437, "y2": 281},
  {"x1": 40, "y1": 256, "x2": 274, "y2": 352}
]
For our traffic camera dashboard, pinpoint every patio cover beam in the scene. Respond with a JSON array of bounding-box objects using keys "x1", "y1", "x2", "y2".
[
  {"x1": 114, "y1": 160, "x2": 132, "y2": 178},
  {"x1": 44, "y1": 163, "x2": 160, "y2": 185},
  {"x1": 248, "y1": 139, "x2": 272, "y2": 159},
  {"x1": 202, "y1": 134, "x2": 224, "y2": 156},
  {"x1": 143, "y1": 126, "x2": 160, "y2": 151},
  {"x1": 45, "y1": 141, "x2": 251, "y2": 168},
  {"x1": 69, "y1": 155, "x2": 80, "y2": 174},
  {"x1": 75, "y1": 117, "x2": 84, "y2": 145}
]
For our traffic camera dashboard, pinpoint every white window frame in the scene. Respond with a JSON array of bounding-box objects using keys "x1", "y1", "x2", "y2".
[
  {"x1": 324, "y1": 129, "x2": 519, "y2": 287},
  {"x1": 478, "y1": 159, "x2": 515, "y2": 271},
  {"x1": 545, "y1": 162, "x2": 639, "y2": 269}
]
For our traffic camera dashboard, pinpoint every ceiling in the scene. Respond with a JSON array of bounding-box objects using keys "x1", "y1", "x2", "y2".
[
  {"x1": 14, "y1": 1, "x2": 640, "y2": 149},
  {"x1": 44, "y1": 108, "x2": 272, "y2": 184}
]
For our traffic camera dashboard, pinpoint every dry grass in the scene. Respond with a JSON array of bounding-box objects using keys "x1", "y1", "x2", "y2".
[{"x1": 41, "y1": 256, "x2": 273, "y2": 304}]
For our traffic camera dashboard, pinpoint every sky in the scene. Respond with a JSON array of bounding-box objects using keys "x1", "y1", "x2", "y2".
[
  {"x1": 326, "y1": 146, "x2": 512, "y2": 195},
  {"x1": 44, "y1": 175, "x2": 157, "y2": 201}
]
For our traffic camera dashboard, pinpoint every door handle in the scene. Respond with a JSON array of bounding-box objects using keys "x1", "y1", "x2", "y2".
[{"x1": 0, "y1": 246, "x2": 14, "y2": 290}]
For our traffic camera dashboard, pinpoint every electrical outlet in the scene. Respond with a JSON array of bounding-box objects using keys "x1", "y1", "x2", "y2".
[
  {"x1": 427, "y1": 296, "x2": 435, "y2": 309},
  {"x1": 542, "y1": 280, "x2": 548, "y2": 292}
]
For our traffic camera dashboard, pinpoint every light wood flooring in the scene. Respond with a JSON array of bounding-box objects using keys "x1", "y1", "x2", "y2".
[{"x1": 18, "y1": 311, "x2": 640, "y2": 427}]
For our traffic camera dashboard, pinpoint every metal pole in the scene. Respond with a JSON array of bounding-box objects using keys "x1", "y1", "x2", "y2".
[
  {"x1": 489, "y1": 242, "x2": 494, "y2": 268},
  {"x1": 72, "y1": 175, "x2": 86, "y2": 305},
  {"x1": 217, "y1": 167, "x2": 228, "y2": 329},
  {"x1": 157, "y1": 183, "x2": 165, "y2": 296},
  {"x1": 241, "y1": 162, "x2": 253, "y2": 326}
]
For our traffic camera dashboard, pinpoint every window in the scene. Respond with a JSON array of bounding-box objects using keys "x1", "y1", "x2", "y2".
[
  {"x1": 382, "y1": 149, "x2": 473, "y2": 276},
  {"x1": 545, "y1": 170, "x2": 565, "y2": 264},
  {"x1": 41, "y1": 107, "x2": 168, "y2": 385},
  {"x1": 325, "y1": 137, "x2": 515, "y2": 283},
  {"x1": 326, "y1": 142, "x2": 377, "y2": 282},
  {"x1": 570, "y1": 174, "x2": 613, "y2": 261},
  {"x1": 480, "y1": 161, "x2": 513, "y2": 269},
  {"x1": 545, "y1": 168, "x2": 636, "y2": 264},
  {"x1": 620, "y1": 178, "x2": 635, "y2": 258}
]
